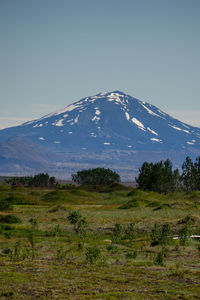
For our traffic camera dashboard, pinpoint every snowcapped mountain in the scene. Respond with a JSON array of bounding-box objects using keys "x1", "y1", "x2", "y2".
[{"x1": 0, "y1": 91, "x2": 200, "y2": 179}]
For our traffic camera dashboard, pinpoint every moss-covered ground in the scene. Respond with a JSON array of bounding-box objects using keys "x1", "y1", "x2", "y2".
[{"x1": 0, "y1": 184, "x2": 200, "y2": 299}]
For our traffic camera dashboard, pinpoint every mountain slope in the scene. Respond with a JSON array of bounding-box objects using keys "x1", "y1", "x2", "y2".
[{"x1": 0, "y1": 91, "x2": 200, "y2": 179}]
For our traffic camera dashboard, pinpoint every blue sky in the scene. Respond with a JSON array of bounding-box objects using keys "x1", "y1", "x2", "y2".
[{"x1": 1, "y1": 0, "x2": 200, "y2": 129}]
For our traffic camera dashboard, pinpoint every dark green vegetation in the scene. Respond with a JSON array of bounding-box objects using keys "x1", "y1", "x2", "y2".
[
  {"x1": 0, "y1": 182, "x2": 200, "y2": 299},
  {"x1": 72, "y1": 167, "x2": 120, "y2": 186},
  {"x1": 136, "y1": 156, "x2": 200, "y2": 194},
  {"x1": 6, "y1": 173, "x2": 56, "y2": 188}
]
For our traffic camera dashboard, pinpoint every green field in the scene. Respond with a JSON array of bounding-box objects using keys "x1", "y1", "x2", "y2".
[{"x1": 0, "y1": 184, "x2": 200, "y2": 299}]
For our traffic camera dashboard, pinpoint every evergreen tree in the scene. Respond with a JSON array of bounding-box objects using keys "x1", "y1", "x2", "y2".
[
  {"x1": 181, "y1": 156, "x2": 195, "y2": 192},
  {"x1": 193, "y1": 157, "x2": 200, "y2": 190},
  {"x1": 135, "y1": 162, "x2": 153, "y2": 190},
  {"x1": 136, "y1": 159, "x2": 180, "y2": 194}
]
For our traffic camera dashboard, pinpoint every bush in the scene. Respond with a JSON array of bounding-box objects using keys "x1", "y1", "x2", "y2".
[
  {"x1": 124, "y1": 223, "x2": 135, "y2": 240},
  {"x1": 57, "y1": 246, "x2": 67, "y2": 261},
  {"x1": 0, "y1": 199, "x2": 13, "y2": 211},
  {"x1": 150, "y1": 223, "x2": 161, "y2": 246},
  {"x1": 154, "y1": 251, "x2": 165, "y2": 266},
  {"x1": 6, "y1": 173, "x2": 56, "y2": 188},
  {"x1": 107, "y1": 244, "x2": 118, "y2": 253},
  {"x1": 0, "y1": 224, "x2": 13, "y2": 235},
  {"x1": 150, "y1": 223, "x2": 171, "y2": 246},
  {"x1": 0, "y1": 214, "x2": 21, "y2": 224},
  {"x1": 126, "y1": 251, "x2": 137, "y2": 259},
  {"x1": 67, "y1": 211, "x2": 82, "y2": 225},
  {"x1": 68, "y1": 211, "x2": 87, "y2": 237},
  {"x1": 72, "y1": 168, "x2": 120, "y2": 186},
  {"x1": 74, "y1": 218, "x2": 87, "y2": 237},
  {"x1": 85, "y1": 247, "x2": 101, "y2": 264},
  {"x1": 179, "y1": 225, "x2": 192, "y2": 246},
  {"x1": 113, "y1": 223, "x2": 123, "y2": 239}
]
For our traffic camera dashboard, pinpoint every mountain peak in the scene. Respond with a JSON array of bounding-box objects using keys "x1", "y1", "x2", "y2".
[
  {"x1": 0, "y1": 91, "x2": 200, "y2": 179},
  {"x1": 96, "y1": 91, "x2": 128, "y2": 99},
  {"x1": 107, "y1": 90, "x2": 126, "y2": 96}
]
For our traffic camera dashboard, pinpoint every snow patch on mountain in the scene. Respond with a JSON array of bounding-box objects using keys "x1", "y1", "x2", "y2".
[
  {"x1": 151, "y1": 138, "x2": 162, "y2": 143},
  {"x1": 95, "y1": 109, "x2": 101, "y2": 115},
  {"x1": 74, "y1": 115, "x2": 79, "y2": 123},
  {"x1": 158, "y1": 110, "x2": 166, "y2": 116},
  {"x1": 107, "y1": 92, "x2": 124, "y2": 105},
  {"x1": 142, "y1": 104, "x2": 165, "y2": 119},
  {"x1": 168, "y1": 124, "x2": 190, "y2": 134},
  {"x1": 55, "y1": 119, "x2": 64, "y2": 126},
  {"x1": 92, "y1": 116, "x2": 100, "y2": 123},
  {"x1": 33, "y1": 123, "x2": 43, "y2": 128},
  {"x1": 147, "y1": 127, "x2": 158, "y2": 136},
  {"x1": 69, "y1": 115, "x2": 79, "y2": 125},
  {"x1": 187, "y1": 141, "x2": 194, "y2": 145},
  {"x1": 131, "y1": 117, "x2": 145, "y2": 131},
  {"x1": 125, "y1": 112, "x2": 130, "y2": 121},
  {"x1": 91, "y1": 132, "x2": 97, "y2": 138}
]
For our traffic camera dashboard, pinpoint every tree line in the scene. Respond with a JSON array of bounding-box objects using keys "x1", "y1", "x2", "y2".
[
  {"x1": 4, "y1": 156, "x2": 200, "y2": 194},
  {"x1": 136, "y1": 156, "x2": 200, "y2": 193},
  {"x1": 6, "y1": 173, "x2": 56, "y2": 188}
]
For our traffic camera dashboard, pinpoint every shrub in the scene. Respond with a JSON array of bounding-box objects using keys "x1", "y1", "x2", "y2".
[
  {"x1": 78, "y1": 242, "x2": 84, "y2": 250},
  {"x1": 124, "y1": 223, "x2": 135, "y2": 240},
  {"x1": 57, "y1": 246, "x2": 67, "y2": 261},
  {"x1": 107, "y1": 244, "x2": 118, "y2": 253},
  {"x1": 0, "y1": 199, "x2": 13, "y2": 211},
  {"x1": 67, "y1": 211, "x2": 82, "y2": 225},
  {"x1": 74, "y1": 218, "x2": 87, "y2": 237},
  {"x1": 163, "y1": 247, "x2": 169, "y2": 258},
  {"x1": 154, "y1": 251, "x2": 165, "y2": 266},
  {"x1": 0, "y1": 224, "x2": 13, "y2": 232},
  {"x1": 85, "y1": 247, "x2": 101, "y2": 264},
  {"x1": 150, "y1": 223, "x2": 171, "y2": 246},
  {"x1": 68, "y1": 211, "x2": 87, "y2": 237},
  {"x1": 29, "y1": 218, "x2": 38, "y2": 227},
  {"x1": 178, "y1": 215, "x2": 195, "y2": 225},
  {"x1": 27, "y1": 230, "x2": 37, "y2": 260},
  {"x1": 113, "y1": 223, "x2": 123, "y2": 239},
  {"x1": 197, "y1": 245, "x2": 200, "y2": 256},
  {"x1": 126, "y1": 251, "x2": 137, "y2": 259},
  {"x1": 179, "y1": 225, "x2": 192, "y2": 246},
  {"x1": 6, "y1": 173, "x2": 57, "y2": 188},
  {"x1": 0, "y1": 214, "x2": 21, "y2": 224},
  {"x1": 161, "y1": 224, "x2": 171, "y2": 245},
  {"x1": 2, "y1": 248, "x2": 12, "y2": 255},
  {"x1": 150, "y1": 223, "x2": 161, "y2": 246},
  {"x1": 13, "y1": 241, "x2": 21, "y2": 260}
]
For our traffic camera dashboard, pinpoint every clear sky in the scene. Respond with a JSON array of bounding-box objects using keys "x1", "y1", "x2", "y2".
[{"x1": 1, "y1": 0, "x2": 200, "y2": 129}]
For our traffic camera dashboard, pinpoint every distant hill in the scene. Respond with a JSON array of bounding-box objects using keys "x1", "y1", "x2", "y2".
[{"x1": 0, "y1": 91, "x2": 200, "y2": 179}]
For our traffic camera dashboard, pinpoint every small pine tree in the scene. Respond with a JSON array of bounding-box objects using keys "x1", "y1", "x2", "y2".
[
  {"x1": 85, "y1": 247, "x2": 101, "y2": 264},
  {"x1": 181, "y1": 156, "x2": 195, "y2": 192}
]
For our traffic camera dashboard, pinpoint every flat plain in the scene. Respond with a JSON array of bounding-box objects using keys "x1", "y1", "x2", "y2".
[{"x1": 0, "y1": 184, "x2": 200, "y2": 299}]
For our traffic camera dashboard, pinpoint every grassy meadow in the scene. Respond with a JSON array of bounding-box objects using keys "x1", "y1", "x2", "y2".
[{"x1": 0, "y1": 184, "x2": 200, "y2": 299}]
